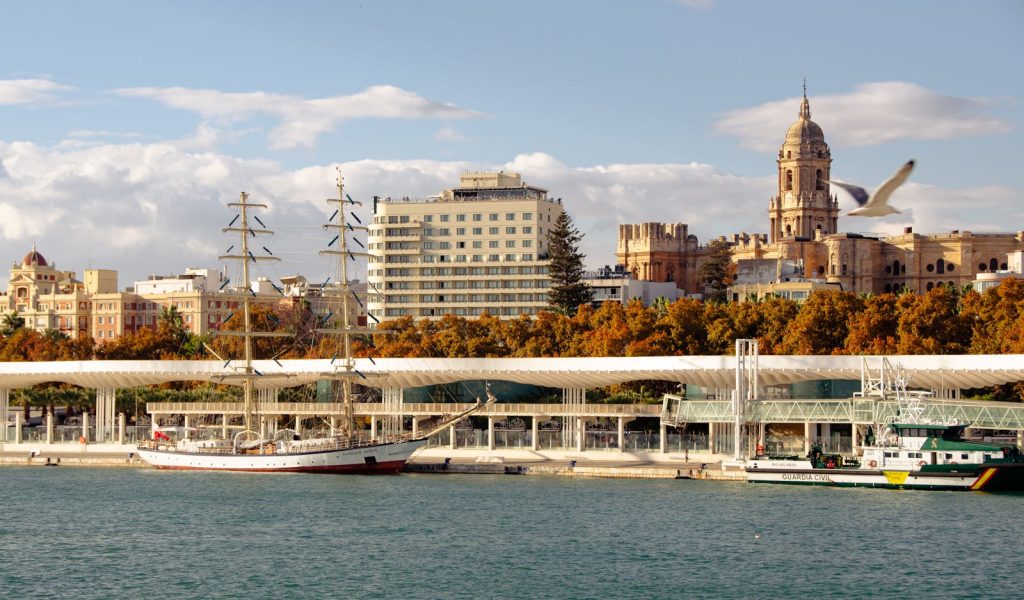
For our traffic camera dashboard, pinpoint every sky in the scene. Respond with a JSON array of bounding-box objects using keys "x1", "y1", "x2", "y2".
[{"x1": 1, "y1": 0, "x2": 1022, "y2": 288}]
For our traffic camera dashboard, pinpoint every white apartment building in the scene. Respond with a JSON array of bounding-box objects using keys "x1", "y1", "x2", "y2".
[{"x1": 367, "y1": 172, "x2": 563, "y2": 320}]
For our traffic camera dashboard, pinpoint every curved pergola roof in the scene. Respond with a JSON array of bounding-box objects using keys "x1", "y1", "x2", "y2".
[{"x1": 0, "y1": 354, "x2": 1022, "y2": 392}]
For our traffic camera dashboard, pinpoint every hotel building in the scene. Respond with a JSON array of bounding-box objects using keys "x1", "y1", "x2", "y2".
[{"x1": 367, "y1": 172, "x2": 563, "y2": 320}]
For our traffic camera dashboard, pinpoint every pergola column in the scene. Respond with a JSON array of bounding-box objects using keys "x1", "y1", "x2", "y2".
[
  {"x1": 487, "y1": 416, "x2": 495, "y2": 450},
  {"x1": 804, "y1": 422, "x2": 812, "y2": 454},
  {"x1": 708, "y1": 422, "x2": 716, "y2": 455},
  {"x1": 449, "y1": 425, "x2": 456, "y2": 449},
  {"x1": 46, "y1": 413, "x2": 54, "y2": 444},
  {"x1": 659, "y1": 421, "x2": 667, "y2": 453},
  {"x1": 382, "y1": 386, "x2": 403, "y2": 439},
  {"x1": 183, "y1": 415, "x2": 191, "y2": 440},
  {"x1": 617, "y1": 417, "x2": 625, "y2": 452},
  {"x1": 0, "y1": 388, "x2": 8, "y2": 442},
  {"x1": 531, "y1": 417, "x2": 539, "y2": 451},
  {"x1": 118, "y1": 414, "x2": 126, "y2": 445},
  {"x1": 82, "y1": 412, "x2": 90, "y2": 443},
  {"x1": 562, "y1": 388, "x2": 586, "y2": 450},
  {"x1": 94, "y1": 387, "x2": 117, "y2": 443},
  {"x1": 370, "y1": 417, "x2": 378, "y2": 439}
]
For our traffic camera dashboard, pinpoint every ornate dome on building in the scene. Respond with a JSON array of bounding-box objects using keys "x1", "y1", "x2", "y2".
[
  {"x1": 783, "y1": 84, "x2": 826, "y2": 146},
  {"x1": 21, "y1": 245, "x2": 47, "y2": 267}
]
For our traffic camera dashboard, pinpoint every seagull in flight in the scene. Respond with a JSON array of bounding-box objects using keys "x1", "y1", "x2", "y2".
[{"x1": 828, "y1": 160, "x2": 915, "y2": 217}]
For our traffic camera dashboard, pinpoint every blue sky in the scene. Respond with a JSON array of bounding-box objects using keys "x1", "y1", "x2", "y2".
[{"x1": 1, "y1": 0, "x2": 1022, "y2": 286}]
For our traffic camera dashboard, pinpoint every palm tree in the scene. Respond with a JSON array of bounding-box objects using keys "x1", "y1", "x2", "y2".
[{"x1": 1, "y1": 311, "x2": 25, "y2": 336}]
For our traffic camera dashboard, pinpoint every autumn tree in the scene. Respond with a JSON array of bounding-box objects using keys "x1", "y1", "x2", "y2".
[
  {"x1": 895, "y1": 285, "x2": 971, "y2": 354},
  {"x1": 546, "y1": 211, "x2": 593, "y2": 315},
  {"x1": 779, "y1": 290, "x2": 864, "y2": 354},
  {"x1": 845, "y1": 293, "x2": 900, "y2": 354}
]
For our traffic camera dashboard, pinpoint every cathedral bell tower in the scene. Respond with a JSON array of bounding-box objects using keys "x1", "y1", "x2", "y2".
[{"x1": 768, "y1": 83, "x2": 838, "y2": 243}]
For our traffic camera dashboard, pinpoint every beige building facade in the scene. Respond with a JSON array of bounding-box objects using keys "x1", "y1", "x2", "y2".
[
  {"x1": 2, "y1": 250, "x2": 290, "y2": 344},
  {"x1": 367, "y1": 172, "x2": 562, "y2": 320},
  {"x1": 618, "y1": 89, "x2": 1024, "y2": 297}
]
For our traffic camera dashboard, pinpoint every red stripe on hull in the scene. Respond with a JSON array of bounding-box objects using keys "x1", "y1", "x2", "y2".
[{"x1": 151, "y1": 459, "x2": 409, "y2": 475}]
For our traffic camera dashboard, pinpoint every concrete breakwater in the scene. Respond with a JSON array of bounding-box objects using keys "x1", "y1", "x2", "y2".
[{"x1": 405, "y1": 460, "x2": 748, "y2": 481}]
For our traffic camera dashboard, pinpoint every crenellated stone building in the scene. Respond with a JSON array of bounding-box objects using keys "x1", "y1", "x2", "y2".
[{"x1": 617, "y1": 87, "x2": 1024, "y2": 297}]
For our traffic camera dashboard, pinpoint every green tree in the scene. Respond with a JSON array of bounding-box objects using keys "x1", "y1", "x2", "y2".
[
  {"x1": 1, "y1": 311, "x2": 25, "y2": 337},
  {"x1": 545, "y1": 211, "x2": 593, "y2": 315},
  {"x1": 698, "y1": 239, "x2": 733, "y2": 303}
]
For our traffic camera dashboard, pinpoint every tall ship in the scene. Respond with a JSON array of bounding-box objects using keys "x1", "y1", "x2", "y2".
[
  {"x1": 745, "y1": 369, "x2": 1024, "y2": 491},
  {"x1": 137, "y1": 173, "x2": 458, "y2": 473}
]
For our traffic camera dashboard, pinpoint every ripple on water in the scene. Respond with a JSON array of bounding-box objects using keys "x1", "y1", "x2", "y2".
[{"x1": 3, "y1": 468, "x2": 1023, "y2": 599}]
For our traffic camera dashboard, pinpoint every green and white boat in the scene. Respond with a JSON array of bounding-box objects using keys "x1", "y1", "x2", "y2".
[{"x1": 747, "y1": 422, "x2": 1024, "y2": 491}]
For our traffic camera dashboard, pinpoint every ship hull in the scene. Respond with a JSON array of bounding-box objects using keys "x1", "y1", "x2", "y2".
[
  {"x1": 136, "y1": 439, "x2": 427, "y2": 474},
  {"x1": 746, "y1": 463, "x2": 1024, "y2": 491}
]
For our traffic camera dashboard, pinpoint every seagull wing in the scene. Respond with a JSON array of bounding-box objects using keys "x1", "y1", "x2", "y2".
[
  {"x1": 866, "y1": 160, "x2": 915, "y2": 209},
  {"x1": 827, "y1": 180, "x2": 870, "y2": 206}
]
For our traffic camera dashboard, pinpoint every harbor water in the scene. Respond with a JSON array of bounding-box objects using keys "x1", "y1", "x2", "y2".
[{"x1": 2, "y1": 468, "x2": 1022, "y2": 599}]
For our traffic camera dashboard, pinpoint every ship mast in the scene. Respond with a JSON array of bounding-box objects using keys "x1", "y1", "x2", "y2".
[
  {"x1": 219, "y1": 192, "x2": 283, "y2": 441},
  {"x1": 319, "y1": 169, "x2": 372, "y2": 437}
]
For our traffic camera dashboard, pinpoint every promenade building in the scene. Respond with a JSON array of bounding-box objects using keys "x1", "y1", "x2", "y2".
[
  {"x1": 617, "y1": 87, "x2": 1024, "y2": 297},
  {"x1": 367, "y1": 172, "x2": 562, "y2": 320},
  {"x1": 2, "y1": 250, "x2": 295, "y2": 343}
]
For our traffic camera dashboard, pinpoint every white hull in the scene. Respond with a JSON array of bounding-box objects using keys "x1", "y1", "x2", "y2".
[
  {"x1": 745, "y1": 467, "x2": 978, "y2": 490},
  {"x1": 137, "y1": 438, "x2": 427, "y2": 474}
]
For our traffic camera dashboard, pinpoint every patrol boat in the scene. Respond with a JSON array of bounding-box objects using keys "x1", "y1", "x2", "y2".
[{"x1": 746, "y1": 377, "x2": 1024, "y2": 491}]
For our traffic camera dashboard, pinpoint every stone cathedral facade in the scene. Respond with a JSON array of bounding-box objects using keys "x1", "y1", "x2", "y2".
[{"x1": 617, "y1": 89, "x2": 1024, "y2": 297}]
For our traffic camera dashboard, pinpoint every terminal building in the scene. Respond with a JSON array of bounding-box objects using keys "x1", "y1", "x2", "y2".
[{"x1": 617, "y1": 87, "x2": 1024, "y2": 297}]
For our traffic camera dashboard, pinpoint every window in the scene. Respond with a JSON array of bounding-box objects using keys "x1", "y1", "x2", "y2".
[
  {"x1": 785, "y1": 170, "x2": 793, "y2": 191},
  {"x1": 456, "y1": 241, "x2": 466, "y2": 249},
  {"x1": 489, "y1": 213, "x2": 499, "y2": 221},
  {"x1": 506, "y1": 213, "x2": 515, "y2": 220},
  {"x1": 472, "y1": 241, "x2": 482, "y2": 248},
  {"x1": 472, "y1": 214, "x2": 482, "y2": 222},
  {"x1": 523, "y1": 213, "x2": 533, "y2": 220},
  {"x1": 489, "y1": 241, "x2": 499, "y2": 248},
  {"x1": 456, "y1": 214, "x2": 466, "y2": 222},
  {"x1": 506, "y1": 240, "x2": 516, "y2": 248},
  {"x1": 521, "y1": 254, "x2": 533, "y2": 261},
  {"x1": 424, "y1": 215, "x2": 433, "y2": 222},
  {"x1": 456, "y1": 228, "x2": 465, "y2": 235},
  {"x1": 522, "y1": 240, "x2": 532, "y2": 247},
  {"x1": 440, "y1": 214, "x2": 450, "y2": 222},
  {"x1": 489, "y1": 227, "x2": 499, "y2": 235},
  {"x1": 506, "y1": 227, "x2": 516, "y2": 234},
  {"x1": 472, "y1": 228, "x2": 482, "y2": 235},
  {"x1": 438, "y1": 228, "x2": 450, "y2": 236},
  {"x1": 523, "y1": 226, "x2": 532, "y2": 234},
  {"x1": 439, "y1": 242, "x2": 450, "y2": 249}
]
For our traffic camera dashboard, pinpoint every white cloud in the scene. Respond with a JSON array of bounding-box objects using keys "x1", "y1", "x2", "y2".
[
  {"x1": 0, "y1": 79, "x2": 74, "y2": 105},
  {"x1": 716, "y1": 82, "x2": 1013, "y2": 151},
  {"x1": 114, "y1": 85, "x2": 486, "y2": 149},
  {"x1": 435, "y1": 126, "x2": 468, "y2": 142},
  {"x1": 0, "y1": 140, "x2": 1019, "y2": 289}
]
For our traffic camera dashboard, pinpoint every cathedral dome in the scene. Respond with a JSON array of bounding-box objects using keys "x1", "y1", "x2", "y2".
[
  {"x1": 785, "y1": 117, "x2": 825, "y2": 145},
  {"x1": 783, "y1": 86, "x2": 825, "y2": 145},
  {"x1": 22, "y1": 247, "x2": 47, "y2": 267}
]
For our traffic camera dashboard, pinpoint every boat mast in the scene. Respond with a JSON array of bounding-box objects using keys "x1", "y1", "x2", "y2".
[
  {"x1": 319, "y1": 169, "x2": 367, "y2": 437},
  {"x1": 221, "y1": 192, "x2": 280, "y2": 438}
]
